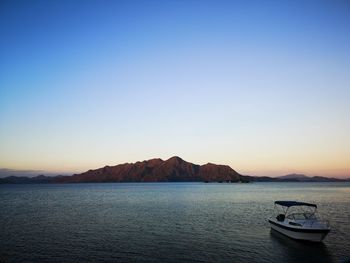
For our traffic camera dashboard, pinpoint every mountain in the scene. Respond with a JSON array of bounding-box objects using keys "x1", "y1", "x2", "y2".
[
  {"x1": 1, "y1": 158, "x2": 349, "y2": 184},
  {"x1": 53, "y1": 156, "x2": 241, "y2": 183},
  {"x1": 241, "y1": 174, "x2": 349, "y2": 182},
  {"x1": 0, "y1": 175, "x2": 56, "y2": 184},
  {"x1": 277, "y1": 174, "x2": 347, "y2": 182},
  {"x1": 277, "y1": 173, "x2": 308, "y2": 180}
]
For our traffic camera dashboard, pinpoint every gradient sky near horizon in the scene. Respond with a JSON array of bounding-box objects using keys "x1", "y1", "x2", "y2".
[{"x1": 1, "y1": 0, "x2": 350, "y2": 177}]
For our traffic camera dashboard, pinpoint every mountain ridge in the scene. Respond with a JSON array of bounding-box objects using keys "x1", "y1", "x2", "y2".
[
  {"x1": 53, "y1": 156, "x2": 241, "y2": 183},
  {"x1": 277, "y1": 173, "x2": 309, "y2": 179},
  {"x1": 0, "y1": 157, "x2": 349, "y2": 183}
]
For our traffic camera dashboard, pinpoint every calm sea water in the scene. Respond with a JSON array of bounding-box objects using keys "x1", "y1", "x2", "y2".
[{"x1": 1, "y1": 182, "x2": 349, "y2": 263}]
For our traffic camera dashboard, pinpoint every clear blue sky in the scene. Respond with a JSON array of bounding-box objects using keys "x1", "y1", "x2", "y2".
[{"x1": 1, "y1": 0, "x2": 350, "y2": 177}]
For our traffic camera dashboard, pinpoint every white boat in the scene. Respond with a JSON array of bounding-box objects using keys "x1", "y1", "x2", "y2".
[{"x1": 268, "y1": 201, "x2": 330, "y2": 242}]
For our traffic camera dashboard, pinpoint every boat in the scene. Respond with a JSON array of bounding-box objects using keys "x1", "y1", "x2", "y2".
[{"x1": 268, "y1": 201, "x2": 330, "y2": 242}]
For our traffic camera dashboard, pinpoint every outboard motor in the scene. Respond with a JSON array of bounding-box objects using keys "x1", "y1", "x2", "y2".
[{"x1": 276, "y1": 214, "x2": 285, "y2": 222}]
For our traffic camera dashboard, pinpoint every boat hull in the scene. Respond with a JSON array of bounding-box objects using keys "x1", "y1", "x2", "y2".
[{"x1": 269, "y1": 219, "x2": 330, "y2": 242}]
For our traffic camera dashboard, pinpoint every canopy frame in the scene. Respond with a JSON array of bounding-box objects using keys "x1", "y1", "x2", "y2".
[
  {"x1": 274, "y1": 201, "x2": 317, "y2": 208},
  {"x1": 274, "y1": 201, "x2": 318, "y2": 217}
]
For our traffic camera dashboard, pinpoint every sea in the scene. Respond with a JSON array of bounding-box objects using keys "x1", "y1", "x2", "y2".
[{"x1": 0, "y1": 182, "x2": 349, "y2": 263}]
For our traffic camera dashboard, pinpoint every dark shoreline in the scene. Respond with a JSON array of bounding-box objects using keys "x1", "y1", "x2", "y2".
[{"x1": 1, "y1": 178, "x2": 349, "y2": 184}]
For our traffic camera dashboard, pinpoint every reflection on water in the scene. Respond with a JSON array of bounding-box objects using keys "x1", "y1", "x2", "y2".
[
  {"x1": 270, "y1": 229, "x2": 332, "y2": 263},
  {"x1": 0, "y1": 182, "x2": 349, "y2": 262}
]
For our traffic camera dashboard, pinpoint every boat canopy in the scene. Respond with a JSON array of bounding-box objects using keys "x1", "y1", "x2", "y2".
[{"x1": 274, "y1": 201, "x2": 317, "y2": 208}]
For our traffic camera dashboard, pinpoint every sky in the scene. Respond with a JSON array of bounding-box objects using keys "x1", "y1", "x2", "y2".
[{"x1": 1, "y1": 0, "x2": 350, "y2": 178}]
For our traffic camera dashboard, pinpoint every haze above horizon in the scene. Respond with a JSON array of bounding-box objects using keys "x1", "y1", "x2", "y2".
[{"x1": 1, "y1": 0, "x2": 350, "y2": 178}]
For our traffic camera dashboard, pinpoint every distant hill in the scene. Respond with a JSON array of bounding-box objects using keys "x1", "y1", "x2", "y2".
[
  {"x1": 241, "y1": 174, "x2": 349, "y2": 182},
  {"x1": 0, "y1": 175, "x2": 57, "y2": 184},
  {"x1": 277, "y1": 173, "x2": 308, "y2": 180},
  {"x1": 53, "y1": 156, "x2": 241, "y2": 183},
  {"x1": 276, "y1": 174, "x2": 348, "y2": 182}
]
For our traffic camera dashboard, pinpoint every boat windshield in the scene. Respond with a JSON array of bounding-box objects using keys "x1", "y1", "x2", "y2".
[{"x1": 286, "y1": 212, "x2": 316, "y2": 220}]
